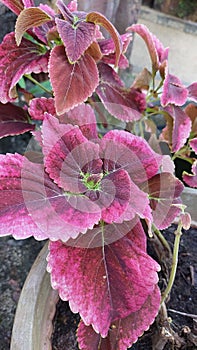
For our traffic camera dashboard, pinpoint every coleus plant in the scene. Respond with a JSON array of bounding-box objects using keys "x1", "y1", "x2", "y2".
[{"x1": 0, "y1": 0, "x2": 196, "y2": 349}]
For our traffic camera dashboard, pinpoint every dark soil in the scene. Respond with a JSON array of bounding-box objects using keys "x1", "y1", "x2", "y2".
[
  {"x1": 51, "y1": 225, "x2": 197, "y2": 350},
  {"x1": 0, "y1": 237, "x2": 44, "y2": 350}
]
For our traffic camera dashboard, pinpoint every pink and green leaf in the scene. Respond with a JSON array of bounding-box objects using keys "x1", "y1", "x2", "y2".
[
  {"x1": 96, "y1": 63, "x2": 146, "y2": 122},
  {"x1": 41, "y1": 113, "x2": 102, "y2": 192},
  {"x1": 0, "y1": 32, "x2": 49, "y2": 103},
  {"x1": 49, "y1": 45, "x2": 99, "y2": 114},
  {"x1": 0, "y1": 153, "x2": 101, "y2": 241},
  {"x1": 77, "y1": 285, "x2": 161, "y2": 350},
  {"x1": 47, "y1": 221, "x2": 160, "y2": 337},
  {"x1": 0, "y1": 102, "x2": 34, "y2": 138}
]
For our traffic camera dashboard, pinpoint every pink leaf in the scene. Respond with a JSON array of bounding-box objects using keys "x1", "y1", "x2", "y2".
[
  {"x1": 101, "y1": 130, "x2": 163, "y2": 185},
  {"x1": 161, "y1": 71, "x2": 188, "y2": 107},
  {"x1": 77, "y1": 285, "x2": 161, "y2": 350},
  {"x1": 100, "y1": 135, "x2": 153, "y2": 223},
  {"x1": 56, "y1": 18, "x2": 96, "y2": 63},
  {"x1": 47, "y1": 221, "x2": 160, "y2": 337},
  {"x1": 142, "y1": 173, "x2": 184, "y2": 229},
  {"x1": 0, "y1": 32, "x2": 49, "y2": 103},
  {"x1": 96, "y1": 63, "x2": 146, "y2": 122},
  {"x1": 128, "y1": 24, "x2": 168, "y2": 72},
  {"x1": 183, "y1": 160, "x2": 197, "y2": 188},
  {"x1": 99, "y1": 169, "x2": 132, "y2": 224},
  {"x1": 0, "y1": 153, "x2": 101, "y2": 241},
  {"x1": 49, "y1": 45, "x2": 99, "y2": 114},
  {"x1": 190, "y1": 138, "x2": 197, "y2": 153},
  {"x1": 59, "y1": 103, "x2": 98, "y2": 140},
  {"x1": 67, "y1": 0, "x2": 78, "y2": 12},
  {"x1": 28, "y1": 97, "x2": 55, "y2": 120},
  {"x1": 0, "y1": 102, "x2": 34, "y2": 138},
  {"x1": 187, "y1": 82, "x2": 197, "y2": 102},
  {"x1": 164, "y1": 105, "x2": 192, "y2": 152}
]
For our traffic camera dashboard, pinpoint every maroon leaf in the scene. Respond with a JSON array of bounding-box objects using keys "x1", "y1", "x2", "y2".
[
  {"x1": 183, "y1": 160, "x2": 197, "y2": 188},
  {"x1": 0, "y1": 102, "x2": 35, "y2": 138},
  {"x1": 33, "y1": 4, "x2": 56, "y2": 45},
  {"x1": 28, "y1": 97, "x2": 56, "y2": 120},
  {"x1": 161, "y1": 71, "x2": 188, "y2": 107},
  {"x1": 49, "y1": 45, "x2": 99, "y2": 114},
  {"x1": 0, "y1": 32, "x2": 49, "y2": 103},
  {"x1": 56, "y1": 18, "x2": 96, "y2": 63},
  {"x1": 0, "y1": 153, "x2": 101, "y2": 241},
  {"x1": 96, "y1": 63, "x2": 146, "y2": 122},
  {"x1": 86, "y1": 11, "x2": 122, "y2": 67},
  {"x1": 164, "y1": 105, "x2": 192, "y2": 152},
  {"x1": 99, "y1": 33, "x2": 132, "y2": 69},
  {"x1": 99, "y1": 34, "x2": 132, "y2": 57},
  {"x1": 47, "y1": 221, "x2": 160, "y2": 337},
  {"x1": 15, "y1": 7, "x2": 52, "y2": 46},
  {"x1": 101, "y1": 53, "x2": 129, "y2": 69},
  {"x1": 142, "y1": 173, "x2": 184, "y2": 229},
  {"x1": 0, "y1": 0, "x2": 24, "y2": 15},
  {"x1": 77, "y1": 285, "x2": 161, "y2": 350}
]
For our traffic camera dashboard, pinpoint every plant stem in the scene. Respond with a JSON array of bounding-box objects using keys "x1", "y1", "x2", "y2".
[
  {"x1": 152, "y1": 224, "x2": 171, "y2": 255},
  {"x1": 161, "y1": 222, "x2": 182, "y2": 304},
  {"x1": 24, "y1": 74, "x2": 53, "y2": 95}
]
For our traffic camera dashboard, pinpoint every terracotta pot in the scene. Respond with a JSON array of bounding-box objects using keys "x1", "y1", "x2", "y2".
[{"x1": 10, "y1": 188, "x2": 197, "y2": 349}]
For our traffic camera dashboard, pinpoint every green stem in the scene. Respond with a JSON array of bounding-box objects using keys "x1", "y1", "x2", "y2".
[
  {"x1": 24, "y1": 74, "x2": 53, "y2": 95},
  {"x1": 152, "y1": 224, "x2": 171, "y2": 254},
  {"x1": 161, "y1": 222, "x2": 182, "y2": 304}
]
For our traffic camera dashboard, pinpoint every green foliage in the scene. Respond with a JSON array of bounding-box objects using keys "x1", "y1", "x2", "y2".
[{"x1": 176, "y1": 0, "x2": 197, "y2": 18}]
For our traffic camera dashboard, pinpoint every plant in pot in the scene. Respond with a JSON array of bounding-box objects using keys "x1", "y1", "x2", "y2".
[{"x1": 0, "y1": 0, "x2": 196, "y2": 349}]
